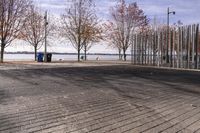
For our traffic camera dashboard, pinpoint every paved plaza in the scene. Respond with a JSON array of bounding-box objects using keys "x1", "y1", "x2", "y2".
[{"x1": 0, "y1": 63, "x2": 200, "y2": 133}]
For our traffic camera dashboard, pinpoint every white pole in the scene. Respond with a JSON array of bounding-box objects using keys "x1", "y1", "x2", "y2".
[
  {"x1": 131, "y1": 35, "x2": 134, "y2": 64},
  {"x1": 192, "y1": 25, "x2": 195, "y2": 69},
  {"x1": 177, "y1": 28, "x2": 180, "y2": 68},
  {"x1": 136, "y1": 34, "x2": 138, "y2": 64},
  {"x1": 158, "y1": 31, "x2": 160, "y2": 67},
  {"x1": 196, "y1": 24, "x2": 199, "y2": 69},
  {"x1": 180, "y1": 27, "x2": 183, "y2": 68},
  {"x1": 187, "y1": 26, "x2": 190, "y2": 69}
]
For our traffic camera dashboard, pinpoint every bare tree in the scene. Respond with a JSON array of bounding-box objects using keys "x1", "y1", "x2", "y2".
[
  {"x1": 82, "y1": 19, "x2": 103, "y2": 60},
  {"x1": 110, "y1": 0, "x2": 148, "y2": 61},
  {"x1": 105, "y1": 22, "x2": 123, "y2": 60},
  {"x1": 21, "y1": 5, "x2": 55, "y2": 61},
  {"x1": 0, "y1": 0, "x2": 31, "y2": 63},
  {"x1": 21, "y1": 5, "x2": 45, "y2": 61},
  {"x1": 60, "y1": 0, "x2": 98, "y2": 61}
]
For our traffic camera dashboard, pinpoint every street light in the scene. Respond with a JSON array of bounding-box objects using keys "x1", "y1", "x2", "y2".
[{"x1": 167, "y1": 7, "x2": 175, "y2": 66}]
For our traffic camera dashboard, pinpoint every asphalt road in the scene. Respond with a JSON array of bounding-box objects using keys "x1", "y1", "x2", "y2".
[{"x1": 0, "y1": 64, "x2": 200, "y2": 133}]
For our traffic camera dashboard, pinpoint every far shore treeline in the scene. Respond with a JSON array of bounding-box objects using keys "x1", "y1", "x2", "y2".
[{"x1": 4, "y1": 52, "x2": 131, "y2": 56}]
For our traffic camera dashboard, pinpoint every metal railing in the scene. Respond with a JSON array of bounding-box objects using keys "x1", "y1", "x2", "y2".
[{"x1": 131, "y1": 24, "x2": 200, "y2": 70}]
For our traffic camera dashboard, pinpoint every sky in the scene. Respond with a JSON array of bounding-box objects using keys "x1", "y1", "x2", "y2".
[
  {"x1": 33, "y1": 0, "x2": 200, "y2": 24},
  {"x1": 7, "y1": 0, "x2": 200, "y2": 53}
]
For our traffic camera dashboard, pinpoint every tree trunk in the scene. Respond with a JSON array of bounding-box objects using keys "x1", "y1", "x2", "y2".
[
  {"x1": 84, "y1": 44, "x2": 87, "y2": 61},
  {"x1": 123, "y1": 48, "x2": 126, "y2": 61},
  {"x1": 0, "y1": 45, "x2": 4, "y2": 63},
  {"x1": 78, "y1": 48, "x2": 80, "y2": 62},
  {"x1": 34, "y1": 47, "x2": 37, "y2": 61},
  {"x1": 118, "y1": 49, "x2": 121, "y2": 60}
]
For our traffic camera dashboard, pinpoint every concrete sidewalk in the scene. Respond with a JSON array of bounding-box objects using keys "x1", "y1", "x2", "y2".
[
  {"x1": 0, "y1": 61, "x2": 130, "y2": 70},
  {"x1": 0, "y1": 65, "x2": 200, "y2": 133}
]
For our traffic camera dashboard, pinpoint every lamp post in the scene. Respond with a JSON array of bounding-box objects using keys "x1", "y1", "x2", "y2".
[
  {"x1": 44, "y1": 11, "x2": 48, "y2": 62},
  {"x1": 167, "y1": 7, "x2": 175, "y2": 66}
]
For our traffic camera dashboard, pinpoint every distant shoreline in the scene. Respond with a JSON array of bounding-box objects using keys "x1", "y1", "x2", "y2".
[{"x1": 4, "y1": 52, "x2": 131, "y2": 56}]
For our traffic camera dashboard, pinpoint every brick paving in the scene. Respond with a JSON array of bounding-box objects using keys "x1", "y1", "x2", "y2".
[{"x1": 0, "y1": 65, "x2": 200, "y2": 133}]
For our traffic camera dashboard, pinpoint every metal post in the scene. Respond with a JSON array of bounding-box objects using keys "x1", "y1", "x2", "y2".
[
  {"x1": 141, "y1": 35, "x2": 143, "y2": 65},
  {"x1": 196, "y1": 24, "x2": 199, "y2": 69},
  {"x1": 192, "y1": 25, "x2": 195, "y2": 69},
  {"x1": 160, "y1": 31, "x2": 163, "y2": 66},
  {"x1": 147, "y1": 37, "x2": 150, "y2": 65},
  {"x1": 180, "y1": 27, "x2": 183, "y2": 68},
  {"x1": 173, "y1": 29, "x2": 175, "y2": 68},
  {"x1": 170, "y1": 30, "x2": 173, "y2": 67},
  {"x1": 158, "y1": 31, "x2": 160, "y2": 67},
  {"x1": 177, "y1": 28, "x2": 180, "y2": 68},
  {"x1": 153, "y1": 33, "x2": 156, "y2": 66},
  {"x1": 136, "y1": 35, "x2": 138, "y2": 64},
  {"x1": 140, "y1": 35, "x2": 142, "y2": 64},
  {"x1": 145, "y1": 34, "x2": 147, "y2": 65},
  {"x1": 183, "y1": 27, "x2": 186, "y2": 68},
  {"x1": 135, "y1": 34, "x2": 137, "y2": 64},
  {"x1": 187, "y1": 26, "x2": 190, "y2": 69},
  {"x1": 151, "y1": 34, "x2": 153, "y2": 65},
  {"x1": 167, "y1": 7, "x2": 169, "y2": 64},
  {"x1": 44, "y1": 11, "x2": 48, "y2": 62},
  {"x1": 131, "y1": 35, "x2": 134, "y2": 64},
  {"x1": 167, "y1": 7, "x2": 175, "y2": 67}
]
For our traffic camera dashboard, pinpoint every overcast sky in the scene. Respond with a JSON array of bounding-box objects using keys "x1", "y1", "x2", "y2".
[
  {"x1": 34, "y1": 0, "x2": 200, "y2": 24},
  {"x1": 8, "y1": 0, "x2": 200, "y2": 53}
]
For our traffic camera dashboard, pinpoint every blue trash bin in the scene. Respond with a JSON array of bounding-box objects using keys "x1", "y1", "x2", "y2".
[{"x1": 37, "y1": 53, "x2": 44, "y2": 62}]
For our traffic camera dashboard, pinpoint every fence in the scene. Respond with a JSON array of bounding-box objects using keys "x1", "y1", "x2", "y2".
[{"x1": 131, "y1": 24, "x2": 200, "y2": 69}]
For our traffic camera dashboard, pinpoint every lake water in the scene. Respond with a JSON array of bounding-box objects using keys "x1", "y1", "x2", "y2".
[{"x1": 4, "y1": 54, "x2": 131, "y2": 61}]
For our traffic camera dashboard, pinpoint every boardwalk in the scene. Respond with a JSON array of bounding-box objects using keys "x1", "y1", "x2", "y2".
[{"x1": 0, "y1": 64, "x2": 200, "y2": 133}]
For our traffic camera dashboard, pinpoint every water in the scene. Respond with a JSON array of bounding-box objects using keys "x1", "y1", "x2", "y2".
[{"x1": 4, "y1": 54, "x2": 131, "y2": 61}]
